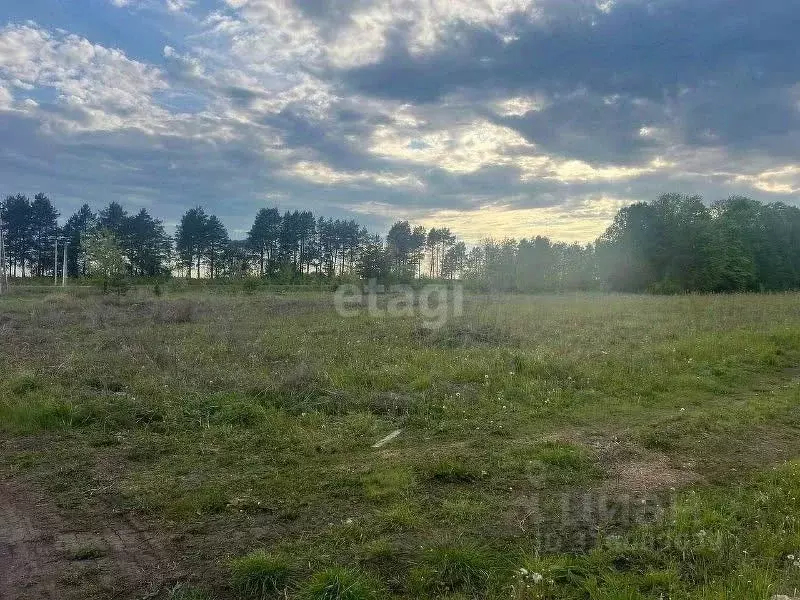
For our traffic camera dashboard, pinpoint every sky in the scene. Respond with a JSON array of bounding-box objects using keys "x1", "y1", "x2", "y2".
[{"x1": 0, "y1": 0, "x2": 798, "y2": 243}]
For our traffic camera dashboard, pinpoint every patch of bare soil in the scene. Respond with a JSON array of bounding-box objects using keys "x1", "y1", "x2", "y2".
[
  {"x1": 504, "y1": 433, "x2": 703, "y2": 551},
  {"x1": 0, "y1": 478, "x2": 183, "y2": 600},
  {"x1": 605, "y1": 455, "x2": 702, "y2": 495}
]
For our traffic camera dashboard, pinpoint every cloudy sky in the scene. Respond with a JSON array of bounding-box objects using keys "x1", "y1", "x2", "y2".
[{"x1": 0, "y1": 0, "x2": 798, "y2": 242}]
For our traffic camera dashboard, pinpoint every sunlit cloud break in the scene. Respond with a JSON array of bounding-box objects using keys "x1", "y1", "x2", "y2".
[{"x1": 0, "y1": 0, "x2": 798, "y2": 241}]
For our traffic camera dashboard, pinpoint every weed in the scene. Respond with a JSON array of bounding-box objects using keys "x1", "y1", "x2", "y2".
[
  {"x1": 173, "y1": 486, "x2": 228, "y2": 516},
  {"x1": 155, "y1": 298, "x2": 197, "y2": 323}
]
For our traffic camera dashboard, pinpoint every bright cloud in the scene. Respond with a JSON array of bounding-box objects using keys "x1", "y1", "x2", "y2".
[
  {"x1": 0, "y1": 0, "x2": 798, "y2": 241},
  {"x1": 0, "y1": 24, "x2": 168, "y2": 132}
]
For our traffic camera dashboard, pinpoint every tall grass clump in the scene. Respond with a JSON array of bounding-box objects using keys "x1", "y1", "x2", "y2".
[
  {"x1": 230, "y1": 550, "x2": 291, "y2": 599},
  {"x1": 299, "y1": 567, "x2": 382, "y2": 600}
]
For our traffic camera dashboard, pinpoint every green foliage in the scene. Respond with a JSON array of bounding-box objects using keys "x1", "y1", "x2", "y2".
[
  {"x1": 107, "y1": 272, "x2": 130, "y2": 296},
  {"x1": 0, "y1": 193, "x2": 59, "y2": 278},
  {"x1": 597, "y1": 193, "x2": 800, "y2": 293},
  {"x1": 242, "y1": 277, "x2": 260, "y2": 293},
  {"x1": 82, "y1": 228, "x2": 126, "y2": 291},
  {"x1": 6, "y1": 191, "x2": 800, "y2": 293}
]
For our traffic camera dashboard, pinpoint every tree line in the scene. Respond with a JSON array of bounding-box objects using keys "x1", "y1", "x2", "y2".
[
  {"x1": 0, "y1": 195, "x2": 467, "y2": 283},
  {"x1": 0, "y1": 196, "x2": 172, "y2": 279},
  {"x1": 2, "y1": 192, "x2": 800, "y2": 292}
]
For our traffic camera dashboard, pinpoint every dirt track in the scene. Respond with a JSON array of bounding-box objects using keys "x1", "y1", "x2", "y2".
[{"x1": 0, "y1": 478, "x2": 181, "y2": 600}]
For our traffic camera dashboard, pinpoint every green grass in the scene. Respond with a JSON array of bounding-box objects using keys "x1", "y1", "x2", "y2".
[
  {"x1": 299, "y1": 567, "x2": 382, "y2": 600},
  {"x1": 409, "y1": 543, "x2": 498, "y2": 596},
  {"x1": 68, "y1": 544, "x2": 105, "y2": 561},
  {"x1": 3, "y1": 288, "x2": 800, "y2": 598},
  {"x1": 230, "y1": 550, "x2": 292, "y2": 599}
]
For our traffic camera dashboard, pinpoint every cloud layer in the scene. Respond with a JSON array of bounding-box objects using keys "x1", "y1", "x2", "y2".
[{"x1": 0, "y1": 0, "x2": 798, "y2": 241}]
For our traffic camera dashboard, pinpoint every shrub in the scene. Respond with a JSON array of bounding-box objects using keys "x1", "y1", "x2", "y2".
[
  {"x1": 242, "y1": 277, "x2": 260, "y2": 294},
  {"x1": 107, "y1": 273, "x2": 130, "y2": 296}
]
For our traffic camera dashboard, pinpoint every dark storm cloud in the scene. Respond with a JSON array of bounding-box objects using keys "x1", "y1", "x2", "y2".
[
  {"x1": 678, "y1": 84, "x2": 800, "y2": 158},
  {"x1": 339, "y1": 0, "x2": 800, "y2": 162},
  {"x1": 343, "y1": 0, "x2": 800, "y2": 102},
  {"x1": 490, "y1": 92, "x2": 666, "y2": 164},
  {"x1": 261, "y1": 107, "x2": 390, "y2": 173}
]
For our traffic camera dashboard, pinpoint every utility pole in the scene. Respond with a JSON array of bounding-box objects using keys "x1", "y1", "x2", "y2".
[
  {"x1": 62, "y1": 241, "x2": 68, "y2": 288},
  {"x1": 0, "y1": 211, "x2": 8, "y2": 295},
  {"x1": 54, "y1": 239, "x2": 59, "y2": 285}
]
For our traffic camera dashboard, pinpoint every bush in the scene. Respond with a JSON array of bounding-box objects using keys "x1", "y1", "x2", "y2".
[
  {"x1": 242, "y1": 277, "x2": 260, "y2": 294},
  {"x1": 106, "y1": 273, "x2": 130, "y2": 296}
]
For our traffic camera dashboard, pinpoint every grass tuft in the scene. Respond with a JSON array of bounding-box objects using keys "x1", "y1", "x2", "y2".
[
  {"x1": 426, "y1": 460, "x2": 482, "y2": 484},
  {"x1": 230, "y1": 550, "x2": 291, "y2": 599},
  {"x1": 299, "y1": 567, "x2": 382, "y2": 600},
  {"x1": 168, "y1": 584, "x2": 215, "y2": 600},
  {"x1": 68, "y1": 544, "x2": 105, "y2": 560},
  {"x1": 9, "y1": 373, "x2": 41, "y2": 395},
  {"x1": 409, "y1": 543, "x2": 497, "y2": 596}
]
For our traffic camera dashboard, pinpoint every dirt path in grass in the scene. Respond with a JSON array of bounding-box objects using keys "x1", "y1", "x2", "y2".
[{"x1": 0, "y1": 477, "x2": 182, "y2": 600}]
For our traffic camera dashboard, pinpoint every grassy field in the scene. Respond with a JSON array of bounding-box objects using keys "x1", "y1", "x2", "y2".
[{"x1": 3, "y1": 286, "x2": 800, "y2": 599}]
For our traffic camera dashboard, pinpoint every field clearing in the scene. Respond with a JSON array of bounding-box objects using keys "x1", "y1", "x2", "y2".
[{"x1": 3, "y1": 288, "x2": 800, "y2": 599}]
